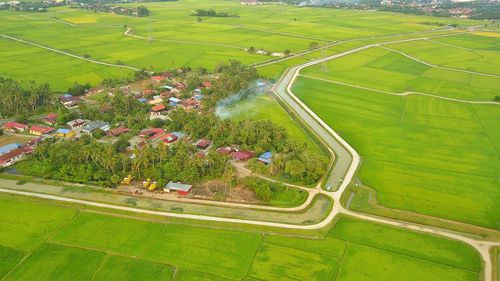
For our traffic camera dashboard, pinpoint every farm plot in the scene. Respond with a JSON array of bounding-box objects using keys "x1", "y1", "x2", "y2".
[
  {"x1": 301, "y1": 44, "x2": 500, "y2": 101},
  {"x1": 246, "y1": 216, "x2": 480, "y2": 281},
  {"x1": 0, "y1": 0, "x2": 482, "y2": 90},
  {"x1": 52, "y1": 212, "x2": 262, "y2": 280},
  {"x1": 292, "y1": 76, "x2": 500, "y2": 228},
  {"x1": 386, "y1": 36, "x2": 500, "y2": 76},
  {"x1": 0, "y1": 194, "x2": 482, "y2": 281}
]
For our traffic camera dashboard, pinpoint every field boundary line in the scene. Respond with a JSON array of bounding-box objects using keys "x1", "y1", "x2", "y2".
[
  {"x1": 0, "y1": 33, "x2": 147, "y2": 73},
  {"x1": 379, "y1": 45, "x2": 500, "y2": 78},
  {"x1": 425, "y1": 38, "x2": 500, "y2": 55},
  {"x1": 124, "y1": 27, "x2": 245, "y2": 50},
  {"x1": 298, "y1": 74, "x2": 500, "y2": 105},
  {"x1": 88, "y1": 254, "x2": 109, "y2": 281},
  {"x1": 0, "y1": 210, "x2": 80, "y2": 281},
  {"x1": 333, "y1": 241, "x2": 349, "y2": 281},
  {"x1": 251, "y1": 27, "x2": 459, "y2": 68}
]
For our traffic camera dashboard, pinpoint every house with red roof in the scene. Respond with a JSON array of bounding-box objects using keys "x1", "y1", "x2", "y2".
[
  {"x1": 29, "y1": 125, "x2": 55, "y2": 136},
  {"x1": 161, "y1": 133, "x2": 178, "y2": 145},
  {"x1": 231, "y1": 150, "x2": 254, "y2": 162},
  {"x1": 216, "y1": 146, "x2": 235, "y2": 155},
  {"x1": 151, "y1": 76, "x2": 166, "y2": 83},
  {"x1": 139, "y1": 128, "x2": 164, "y2": 138},
  {"x1": 2, "y1": 122, "x2": 28, "y2": 133},
  {"x1": 41, "y1": 113, "x2": 58, "y2": 125},
  {"x1": 106, "y1": 127, "x2": 130, "y2": 137},
  {"x1": 202, "y1": 81, "x2": 212, "y2": 89},
  {"x1": 0, "y1": 146, "x2": 33, "y2": 168},
  {"x1": 194, "y1": 139, "x2": 211, "y2": 150},
  {"x1": 182, "y1": 98, "x2": 199, "y2": 110}
]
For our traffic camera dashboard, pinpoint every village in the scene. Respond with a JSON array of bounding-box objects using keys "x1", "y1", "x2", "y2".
[{"x1": 0, "y1": 69, "x2": 282, "y2": 204}]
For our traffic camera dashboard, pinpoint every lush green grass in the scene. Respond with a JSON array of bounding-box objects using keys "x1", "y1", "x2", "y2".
[
  {"x1": 173, "y1": 269, "x2": 232, "y2": 281},
  {"x1": 292, "y1": 76, "x2": 500, "y2": 228},
  {"x1": 0, "y1": 245, "x2": 25, "y2": 278},
  {"x1": 336, "y1": 243, "x2": 477, "y2": 281},
  {"x1": 0, "y1": 195, "x2": 77, "y2": 251},
  {"x1": 328, "y1": 217, "x2": 481, "y2": 271},
  {"x1": 0, "y1": 0, "x2": 481, "y2": 90},
  {"x1": 301, "y1": 44, "x2": 500, "y2": 101},
  {"x1": 4, "y1": 243, "x2": 105, "y2": 281},
  {"x1": 53, "y1": 212, "x2": 262, "y2": 280},
  {"x1": 0, "y1": 194, "x2": 482, "y2": 281},
  {"x1": 388, "y1": 35, "x2": 500, "y2": 76},
  {"x1": 269, "y1": 187, "x2": 308, "y2": 207},
  {"x1": 92, "y1": 255, "x2": 174, "y2": 281}
]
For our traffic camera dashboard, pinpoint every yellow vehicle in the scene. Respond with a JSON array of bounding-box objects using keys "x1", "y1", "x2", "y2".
[
  {"x1": 143, "y1": 178, "x2": 151, "y2": 188},
  {"x1": 148, "y1": 181, "x2": 158, "y2": 191},
  {"x1": 121, "y1": 175, "x2": 133, "y2": 185}
]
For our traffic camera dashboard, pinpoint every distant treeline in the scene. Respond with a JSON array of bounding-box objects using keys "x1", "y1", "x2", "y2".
[
  {"x1": 192, "y1": 9, "x2": 239, "y2": 18},
  {"x1": 72, "y1": 3, "x2": 150, "y2": 17}
]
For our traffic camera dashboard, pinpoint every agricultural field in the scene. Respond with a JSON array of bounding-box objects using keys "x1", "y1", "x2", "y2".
[
  {"x1": 0, "y1": 194, "x2": 482, "y2": 281},
  {"x1": 301, "y1": 34, "x2": 500, "y2": 101},
  {"x1": 292, "y1": 74, "x2": 500, "y2": 228},
  {"x1": 0, "y1": 0, "x2": 482, "y2": 90}
]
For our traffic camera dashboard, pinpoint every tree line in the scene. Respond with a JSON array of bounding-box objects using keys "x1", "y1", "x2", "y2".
[{"x1": 0, "y1": 77, "x2": 54, "y2": 119}]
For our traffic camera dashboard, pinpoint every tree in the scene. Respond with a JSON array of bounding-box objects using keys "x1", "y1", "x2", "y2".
[
  {"x1": 197, "y1": 16, "x2": 202, "y2": 22},
  {"x1": 113, "y1": 136, "x2": 131, "y2": 152},
  {"x1": 67, "y1": 82, "x2": 91, "y2": 96},
  {"x1": 92, "y1": 129, "x2": 106, "y2": 139},
  {"x1": 284, "y1": 49, "x2": 291, "y2": 57},
  {"x1": 137, "y1": 6, "x2": 150, "y2": 17},
  {"x1": 309, "y1": 42, "x2": 319, "y2": 49},
  {"x1": 248, "y1": 46, "x2": 255, "y2": 53},
  {"x1": 223, "y1": 165, "x2": 235, "y2": 196},
  {"x1": 0, "y1": 128, "x2": 3, "y2": 136}
]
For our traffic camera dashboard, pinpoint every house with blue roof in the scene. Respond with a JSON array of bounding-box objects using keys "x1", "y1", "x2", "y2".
[
  {"x1": 0, "y1": 143, "x2": 21, "y2": 156},
  {"x1": 56, "y1": 128, "x2": 74, "y2": 138},
  {"x1": 258, "y1": 151, "x2": 272, "y2": 165}
]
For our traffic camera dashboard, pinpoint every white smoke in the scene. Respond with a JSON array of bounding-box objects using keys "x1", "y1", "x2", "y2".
[{"x1": 215, "y1": 80, "x2": 271, "y2": 119}]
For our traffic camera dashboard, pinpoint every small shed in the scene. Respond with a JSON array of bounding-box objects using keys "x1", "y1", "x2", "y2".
[
  {"x1": 164, "y1": 181, "x2": 192, "y2": 195},
  {"x1": 258, "y1": 151, "x2": 272, "y2": 165}
]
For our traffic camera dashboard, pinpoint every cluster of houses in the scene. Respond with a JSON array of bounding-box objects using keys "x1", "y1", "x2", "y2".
[{"x1": 133, "y1": 74, "x2": 209, "y2": 120}]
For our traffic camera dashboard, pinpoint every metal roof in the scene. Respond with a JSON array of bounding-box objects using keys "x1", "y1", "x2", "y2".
[
  {"x1": 0, "y1": 143, "x2": 21, "y2": 155},
  {"x1": 165, "y1": 182, "x2": 192, "y2": 192}
]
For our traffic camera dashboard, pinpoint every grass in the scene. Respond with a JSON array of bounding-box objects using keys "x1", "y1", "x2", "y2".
[
  {"x1": 336, "y1": 243, "x2": 477, "y2": 281},
  {"x1": 269, "y1": 187, "x2": 308, "y2": 207},
  {"x1": 91, "y1": 255, "x2": 174, "y2": 281},
  {"x1": 0, "y1": 195, "x2": 77, "y2": 251},
  {"x1": 292, "y1": 76, "x2": 500, "y2": 229},
  {"x1": 0, "y1": 0, "x2": 481, "y2": 90},
  {"x1": 4, "y1": 243, "x2": 105, "y2": 281},
  {"x1": 388, "y1": 35, "x2": 500, "y2": 76},
  {"x1": 53, "y1": 212, "x2": 262, "y2": 280},
  {"x1": 0, "y1": 245, "x2": 25, "y2": 278},
  {"x1": 301, "y1": 43, "x2": 500, "y2": 101},
  {"x1": 0, "y1": 194, "x2": 483, "y2": 281}
]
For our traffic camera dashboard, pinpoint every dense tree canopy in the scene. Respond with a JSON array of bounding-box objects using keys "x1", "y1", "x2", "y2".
[{"x1": 0, "y1": 77, "x2": 54, "y2": 118}]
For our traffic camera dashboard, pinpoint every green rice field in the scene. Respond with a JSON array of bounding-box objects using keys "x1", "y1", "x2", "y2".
[
  {"x1": 292, "y1": 75, "x2": 500, "y2": 229},
  {"x1": 0, "y1": 0, "x2": 481, "y2": 90},
  {"x1": 0, "y1": 194, "x2": 482, "y2": 281},
  {"x1": 301, "y1": 34, "x2": 500, "y2": 101}
]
